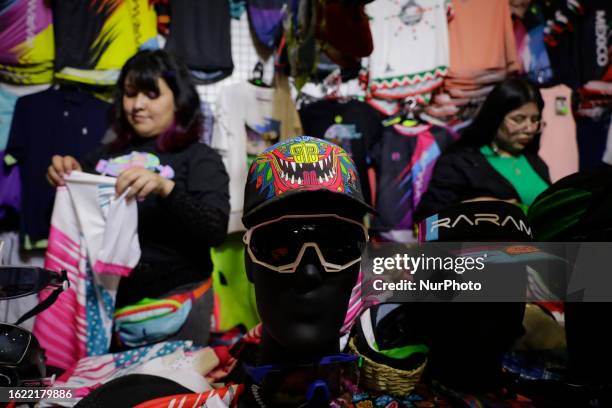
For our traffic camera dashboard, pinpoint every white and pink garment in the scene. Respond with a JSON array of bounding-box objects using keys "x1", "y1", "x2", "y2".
[
  {"x1": 33, "y1": 171, "x2": 140, "y2": 370},
  {"x1": 39, "y1": 341, "x2": 195, "y2": 407}
]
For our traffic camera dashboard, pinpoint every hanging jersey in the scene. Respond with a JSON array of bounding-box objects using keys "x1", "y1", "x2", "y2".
[
  {"x1": 5, "y1": 87, "x2": 111, "y2": 248},
  {"x1": 164, "y1": 0, "x2": 233, "y2": 83},
  {"x1": 299, "y1": 99, "x2": 383, "y2": 205},
  {"x1": 247, "y1": 0, "x2": 286, "y2": 49},
  {"x1": 366, "y1": 0, "x2": 451, "y2": 99},
  {"x1": 212, "y1": 82, "x2": 302, "y2": 233},
  {"x1": 514, "y1": 12, "x2": 554, "y2": 86},
  {"x1": 0, "y1": 0, "x2": 54, "y2": 84},
  {"x1": 543, "y1": 0, "x2": 610, "y2": 88},
  {"x1": 52, "y1": 0, "x2": 158, "y2": 85},
  {"x1": 372, "y1": 124, "x2": 456, "y2": 241},
  {"x1": 447, "y1": 0, "x2": 518, "y2": 77}
]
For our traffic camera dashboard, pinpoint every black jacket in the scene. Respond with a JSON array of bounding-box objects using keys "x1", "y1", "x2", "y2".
[{"x1": 414, "y1": 146, "x2": 551, "y2": 221}]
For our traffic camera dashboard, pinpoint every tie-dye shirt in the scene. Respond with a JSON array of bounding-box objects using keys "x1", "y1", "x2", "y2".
[{"x1": 0, "y1": 0, "x2": 55, "y2": 84}]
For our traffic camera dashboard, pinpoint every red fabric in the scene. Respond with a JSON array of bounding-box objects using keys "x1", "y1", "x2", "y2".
[{"x1": 320, "y1": 2, "x2": 373, "y2": 57}]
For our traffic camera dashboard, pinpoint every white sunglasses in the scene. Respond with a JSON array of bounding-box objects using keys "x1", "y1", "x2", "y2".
[{"x1": 243, "y1": 214, "x2": 369, "y2": 273}]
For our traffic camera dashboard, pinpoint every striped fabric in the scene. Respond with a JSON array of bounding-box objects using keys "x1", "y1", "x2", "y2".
[
  {"x1": 0, "y1": 0, "x2": 55, "y2": 84},
  {"x1": 114, "y1": 279, "x2": 212, "y2": 348},
  {"x1": 33, "y1": 172, "x2": 140, "y2": 370},
  {"x1": 133, "y1": 385, "x2": 244, "y2": 408}
]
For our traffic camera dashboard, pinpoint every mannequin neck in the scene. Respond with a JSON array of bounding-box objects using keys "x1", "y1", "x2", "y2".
[
  {"x1": 257, "y1": 327, "x2": 341, "y2": 366},
  {"x1": 242, "y1": 329, "x2": 346, "y2": 408}
]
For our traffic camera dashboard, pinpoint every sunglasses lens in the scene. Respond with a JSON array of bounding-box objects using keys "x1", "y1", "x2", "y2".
[
  {"x1": 0, "y1": 325, "x2": 31, "y2": 365},
  {"x1": 0, "y1": 267, "x2": 54, "y2": 300},
  {"x1": 249, "y1": 234, "x2": 302, "y2": 267},
  {"x1": 249, "y1": 217, "x2": 366, "y2": 268}
]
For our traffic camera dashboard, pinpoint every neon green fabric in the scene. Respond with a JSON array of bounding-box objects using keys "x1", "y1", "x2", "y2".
[
  {"x1": 211, "y1": 233, "x2": 259, "y2": 332},
  {"x1": 480, "y1": 145, "x2": 549, "y2": 207},
  {"x1": 373, "y1": 342, "x2": 429, "y2": 359}
]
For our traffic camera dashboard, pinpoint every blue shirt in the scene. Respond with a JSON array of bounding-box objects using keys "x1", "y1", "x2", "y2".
[{"x1": 6, "y1": 86, "x2": 111, "y2": 247}]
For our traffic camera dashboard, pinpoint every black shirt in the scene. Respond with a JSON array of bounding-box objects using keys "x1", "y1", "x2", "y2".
[
  {"x1": 299, "y1": 99, "x2": 383, "y2": 204},
  {"x1": 164, "y1": 0, "x2": 234, "y2": 83}
]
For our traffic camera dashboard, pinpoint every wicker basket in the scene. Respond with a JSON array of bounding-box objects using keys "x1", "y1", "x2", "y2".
[{"x1": 348, "y1": 337, "x2": 426, "y2": 396}]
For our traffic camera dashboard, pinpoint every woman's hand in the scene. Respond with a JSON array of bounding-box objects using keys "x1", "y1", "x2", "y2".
[
  {"x1": 116, "y1": 167, "x2": 175, "y2": 201},
  {"x1": 47, "y1": 155, "x2": 82, "y2": 187}
]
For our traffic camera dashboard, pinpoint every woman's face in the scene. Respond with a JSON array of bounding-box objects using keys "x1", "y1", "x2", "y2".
[
  {"x1": 494, "y1": 102, "x2": 542, "y2": 155},
  {"x1": 122, "y1": 76, "x2": 175, "y2": 138}
]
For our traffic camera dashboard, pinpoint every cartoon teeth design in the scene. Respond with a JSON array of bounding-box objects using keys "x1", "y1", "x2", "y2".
[
  {"x1": 250, "y1": 136, "x2": 361, "y2": 199},
  {"x1": 272, "y1": 147, "x2": 343, "y2": 189}
]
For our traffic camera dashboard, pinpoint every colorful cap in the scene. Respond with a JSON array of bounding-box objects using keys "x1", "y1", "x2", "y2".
[{"x1": 242, "y1": 136, "x2": 374, "y2": 227}]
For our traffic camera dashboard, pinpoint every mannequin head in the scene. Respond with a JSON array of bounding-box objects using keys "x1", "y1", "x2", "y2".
[
  {"x1": 245, "y1": 196, "x2": 364, "y2": 363},
  {"x1": 242, "y1": 136, "x2": 372, "y2": 365},
  {"x1": 415, "y1": 200, "x2": 532, "y2": 392}
]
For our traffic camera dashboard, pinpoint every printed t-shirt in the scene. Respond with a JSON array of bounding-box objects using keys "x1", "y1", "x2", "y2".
[
  {"x1": 366, "y1": 0, "x2": 451, "y2": 99},
  {"x1": 212, "y1": 81, "x2": 302, "y2": 233},
  {"x1": 299, "y1": 99, "x2": 383, "y2": 204}
]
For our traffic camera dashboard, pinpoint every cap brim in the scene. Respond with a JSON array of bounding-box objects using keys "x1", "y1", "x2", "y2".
[{"x1": 242, "y1": 189, "x2": 376, "y2": 228}]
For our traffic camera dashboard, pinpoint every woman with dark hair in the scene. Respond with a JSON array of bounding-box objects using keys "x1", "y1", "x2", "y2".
[
  {"x1": 46, "y1": 50, "x2": 230, "y2": 348},
  {"x1": 410, "y1": 78, "x2": 551, "y2": 401},
  {"x1": 415, "y1": 78, "x2": 551, "y2": 220}
]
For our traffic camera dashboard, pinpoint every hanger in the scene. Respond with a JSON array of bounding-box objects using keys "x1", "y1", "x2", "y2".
[
  {"x1": 249, "y1": 61, "x2": 271, "y2": 87},
  {"x1": 383, "y1": 97, "x2": 422, "y2": 127},
  {"x1": 401, "y1": 97, "x2": 419, "y2": 126},
  {"x1": 321, "y1": 69, "x2": 352, "y2": 102}
]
